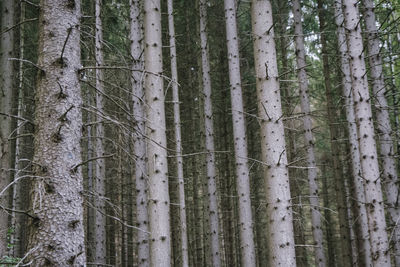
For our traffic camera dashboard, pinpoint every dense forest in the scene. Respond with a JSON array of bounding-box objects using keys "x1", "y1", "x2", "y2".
[{"x1": 0, "y1": 0, "x2": 399, "y2": 266}]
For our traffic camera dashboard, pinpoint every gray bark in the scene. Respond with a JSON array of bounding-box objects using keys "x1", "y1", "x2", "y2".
[
  {"x1": 291, "y1": 0, "x2": 326, "y2": 265},
  {"x1": 223, "y1": 0, "x2": 256, "y2": 266},
  {"x1": 129, "y1": 0, "x2": 150, "y2": 266},
  {"x1": 26, "y1": 0, "x2": 86, "y2": 265},
  {"x1": 362, "y1": 0, "x2": 400, "y2": 264},
  {"x1": 199, "y1": 1, "x2": 222, "y2": 266},
  {"x1": 251, "y1": 0, "x2": 297, "y2": 265},
  {"x1": 342, "y1": 0, "x2": 391, "y2": 265},
  {"x1": 0, "y1": 0, "x2": 15, "y2": 256},
  {"x1": 143, "y1": 0, "x2": 171, "y2": 265},
  {"x1": 333, "y1": 1, "x2": 372, "y2": 265},
  {"x1": 167, "y1": 0, "x2": 189, "y2": 265}
]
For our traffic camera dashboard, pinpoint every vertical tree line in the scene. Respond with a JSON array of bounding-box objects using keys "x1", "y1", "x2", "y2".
[{"x1": 0, "y1": 0, "x2": 399, "y2": 266}]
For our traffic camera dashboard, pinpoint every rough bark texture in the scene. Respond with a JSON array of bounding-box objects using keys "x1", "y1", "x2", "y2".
[
  {"x1": 129, "y1": 0, "x2": 150, "y2": 266},
  {"x1": 143, "y1": 0, "x2": 171, "y2": 266},
  {"x1": 292, "y1": 0, "x2": 326, "y2": 265},
  {"x1": 362, "y1": 0, "x2": 400, "y2": 264},
  {"x1": 223, "y1": 0, "x2": 256, "y2": 266},
  {"x1": 251, "y1": 0, "x2": 297, "y2": 265},
  {"x1": 333, "y1": 1, "x2": 372, "y2": 265},
  {"x1": 167, "y1": 0, "x2": 189, "y2": 265},
  {"x1": 199, "y1": 1, "x2": 222, "y2": 266},
  {"x1": 0, "y1": 0, "x2": 15, "y2": 256},
  {"x1": 342, "y1": 0, "x2": 391, "y2": 265},
  {"x1": 26, "y1": 0, "x2": 86, "y2": 265},
  {"x1": 317, "y1": 1, "x2": 354, "y2": 266}
]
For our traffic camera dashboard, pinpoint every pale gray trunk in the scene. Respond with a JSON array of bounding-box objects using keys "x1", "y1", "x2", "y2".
[
  {"x1": 342, "y1": 0, "x2": 391, "y2": 265},
  {"x1": 333, "y1": 1, "x2": 372, "y2": 265},
  {"x1": 0, "y1": 0, "x2": 15, "y2": 256},
  {"x1": 27, "y1": 0, "x2": 86, "y2": 265},
  {"x1": 251, "y1": 0, "x2": 297, "y2": 265},
  {"x1": 143, "y1": 0, "x2": 171, "y2": 265},
  {"x1": 93, "y1": 0, "x2": 107, "y2": 264},
  {"x1": 291, "y1": 0, "x2": 326, "y2": 265},
  {"x1": 223, "y1": 0, "x2": 256, "y2": 266},
  {"x1": 129, "y1": 0, "x2": 150, "y2": 265},
  {"x1": 362, "y1": 0, "x2": 400, "y2": 264},
  {"x1": 167, "y1": 0, "x2": 189, "y2": 266},
  {"x1": 199, "y1": 1, "x2": 222, "y2": 266}
]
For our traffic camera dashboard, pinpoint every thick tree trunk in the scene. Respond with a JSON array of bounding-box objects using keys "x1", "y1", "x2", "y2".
[
  {"x1": 199, "y1": 1, "x2": 222, "y2": 266},
  {"x1": 0, "y1": 0, "x2": 15, "y2": 256},
  {"x1": 292, "y1": 0, "x2": 326, "y2": 265},
  {"x1": 251, "y1": 0, "x2": 297, "y2": 265},
  {"x1": 26, "y1": 0, "x2": 86, "y2": 265},
  {"x1": 342, "y1": 0, "x2": 391, "y2": 265},
  {"x1": 223, "y1": 0, "x2": 256, "y2": 266},
  {"x1": 362, "y1": 0, "x2": 400, "y2": 263},
  {"x1": 167, "y1": 0, "x2": 189, "y2": 265},
  {"x1": 143, "y1": 0, "x2": 171, "y2": 265},
  {"x1": 129, "y1": 0, "x2": 150, "y2": 266},
  {"x1": 333, "y1": 1, "x2": 372, "y2": 265}
]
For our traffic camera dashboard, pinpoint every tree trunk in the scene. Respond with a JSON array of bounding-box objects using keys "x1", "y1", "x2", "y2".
[
  {"x1": 167, "y1": 0, "x2": 189, "y2": 265},
  {"x1": 342, "y1": 0, "x2": 391, "y2": 265},
  {"x1": 143, "y1": 0, "x2": 171, "y2": 265},
  {"x1": 26, "y1": 0, "x2": 86, "y2": 265},
  {"x1": 129, "y1": 0, "x2": 150, "y2": 266},
  {"x1": 223, "y1": 0, "x2": 256, "y2": 265},
  {"x1": 199, "y1": 1, "x2": 222, "y2": 266},
  {"x1": 92, "y1": 0, "x2": 107, "y2": 264},
  {"x1": 251, "y1": 0, "x2": 297, "y2": 265},
  {"x1": 292, "y1": 0, "x2": 326, "y2": 265},
  {"x1": 317, "y1": 1, "x2": 353, "y2": 266},
  {"x1": 0, "y1": 0, "x2": 16, "y2": 256},
  {"x1": 362, "y1": 0, "x2": 400, "y2": 264},
  {"x1": 333, "y1": 1, "x2": 372, "y2": 265}
]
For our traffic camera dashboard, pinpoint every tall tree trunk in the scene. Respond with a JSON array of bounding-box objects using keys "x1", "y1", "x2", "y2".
[
  {"x1": 292, "y1": 0, "x2": 326, "y2": 265},
  {"x1": 167, "y1": 0, "x2": 189, "y2": 265},
  {"x1": 26, "y1": 0, "x2": 86, "y2": 265},
  {"x1": 199, "y1": 1, "x2": 222, "y2": 266},
  {"x1": 317, "y1": 1, "x2": 353, "y2": 266},
  {"x1": 129, "y1": 0, "x2": 150, "y2": 265},
  {"x1": 143, "y1": 0, "x2": 171, "y2": 265},
  {"x1": 223, "y1": 0, "x2": 256, "y2": 265},
  {"x1": 342, "y1": 0, "x2": 391, "y2": 265},
  {"x1": 251, "y1": 0, "x2": 297, "y2": 265},
  {"x1": 93, "y1": 0, "x2": 107, "y2": 264},
  {"x1": 333, "y1": 1, "x2": 372, "y2": 265},
  {"x1": 0, "y1": 0, "x2": 15, "y2": 256},
  {"x1": 362, "y1": 0, "x2": 400, "y2": 264}
]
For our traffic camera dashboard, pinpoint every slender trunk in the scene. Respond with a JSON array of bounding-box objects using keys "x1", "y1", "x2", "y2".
[
  {"x1": 292, "y1": 0, "x2": 326, "y2": 265},
  {"x1": 223, "y1": 0, "x2": 256, "y2": 265},
  {"x1": 333, "y1": 1, "x2": 372, "y2": 265},
  {"x1": 317, "y1": 1, "x2": 354, "y2": 266},
  {"x1": 144, "y1": 0, "x2": 171, "y2": 265},
  {"x1": 0, "y1": 0, "x2": 15, "y2": 256},
  {"x1": 27, "y1": 0, "x2": 86, "y2": 265},
  {"x1": 10, "y1": 0, "x2": 25, "y2": 258},
  {"x1": 251, "y1": 0, "x2": 297, "y2": 265},
  {"x1": 93, "y1": 0, "x2": 107, "y2": 264},
  {"x1": 342, "y1": 0, "x2": 391, "y2": 265},
  {"x1": 199, "y1": 1, "x2": 222, "y2": 265},
  {"x1": 167, "y1": 0, "x2": 189, "y2": 265},
  {"x1": 362, "y1": 0, "x2": 400, "y2": 264},
  {"x1": 129, "y1": 0, "x2": 150, "y2": 265}
]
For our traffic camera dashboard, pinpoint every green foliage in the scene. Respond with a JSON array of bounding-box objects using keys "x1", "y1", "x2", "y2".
[{"x1": 0, "y1": 256, "x2": 20, "y2": 267}]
